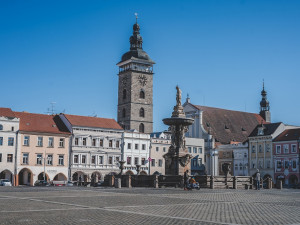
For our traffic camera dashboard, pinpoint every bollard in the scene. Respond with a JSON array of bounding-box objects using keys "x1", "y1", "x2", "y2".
[
  {"x1": 233, "y1": 176, "x2": 237, "y2": 189},
  {"x1": 210, "y1": 175, "x2": 214, "y2": 189},
  {"x1": 126, "y1": 175, "x2": 132, "y2": 188},
  {"x1": 269, "y1": 178, "x2": 273, "y2": 189},
  {"x1": 114, "y1": 178, "x2": 121, "y2": 188},
  {"x1": 250, "y1": 177, "x2": 253, "y2": 189},
  {"x1": 153, "y1": 175, "x2": 159, "y2": 188}
]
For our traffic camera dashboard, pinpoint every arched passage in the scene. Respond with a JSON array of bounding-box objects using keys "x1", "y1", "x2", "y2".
[
  {"x1": 125, "y1": 170, "x2": 134, "y2": 175},
  {"x1": 72, "y1": 171, "x2": 87, "y2": 182},
  {"x1": 53, "y1": 173, "x2": 67, "y2": 181},
  {"x1": 91, "y1": 172, "x2": 102, "y2": 185},
  {"x1": 38, "y1": 172, "x2": 49, "y2": 181},
  {"x1": 0, "y1": 170, "x2": 13, "y2": 184},
  {"x1": 18, "y1": 168, "x2": 33, "y2": 186}
]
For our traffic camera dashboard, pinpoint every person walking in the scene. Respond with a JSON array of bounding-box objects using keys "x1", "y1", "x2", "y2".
[
  {"x1": 184, "y1": 170, "x2": 189, "y2": 190},
  {"x1": 256, "y1": 169, "x2": 261, "y2": 190}
]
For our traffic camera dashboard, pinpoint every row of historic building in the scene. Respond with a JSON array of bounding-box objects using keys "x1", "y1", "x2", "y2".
[{"x1": 0, "y1": 108, "x2": 205, "y2": 186}]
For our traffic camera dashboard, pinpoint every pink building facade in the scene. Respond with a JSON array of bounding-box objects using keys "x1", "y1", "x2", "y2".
[{"x1": 273, "y1": 129, "x2": 300, "y2": 187}]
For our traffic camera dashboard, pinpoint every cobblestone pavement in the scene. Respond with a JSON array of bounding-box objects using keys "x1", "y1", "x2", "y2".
[{"x1": 0, "y1": 186, "x2": 299, "y2": 225}]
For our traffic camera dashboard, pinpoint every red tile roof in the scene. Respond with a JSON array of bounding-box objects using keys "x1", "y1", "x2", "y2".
[
  {"x1": 63, "y1": 114, "x2": 123, "y2": 130},
  {"x1": 14, "y1": 112, "x2": 70, "y2": 135},
  {"x1": 0, "y1": 108, "x2": 16, "y2": 118},
  {"x1": 273, "y1": 128, "x2": 300, "y2": 142},
  {"x1": 190, "y1": 104, "x2": 266, "y2": 144}
]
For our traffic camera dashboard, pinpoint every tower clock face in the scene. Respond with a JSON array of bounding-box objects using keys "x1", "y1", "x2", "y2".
[{"x1": 138, "y1": 75, "x2": 147, "y2": 86}]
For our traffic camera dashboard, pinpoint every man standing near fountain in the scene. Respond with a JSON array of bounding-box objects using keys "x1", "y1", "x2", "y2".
[{"x1": 163, "y1": 86, "x2": 194, "y2": 176}]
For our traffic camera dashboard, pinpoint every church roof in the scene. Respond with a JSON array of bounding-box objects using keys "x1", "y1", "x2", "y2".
[
  {"x1": 273, "y1": 128, "x2": 300, "y2": 142},
  {"x1": 190, "y1": 104, "x2": 266, "y2": 144},
  {"x1": 63, "y1": 114, "x2": 123, "y2": 130},
  {"x1": 0, "y1": 107, "x2": 16, "y2": 118}
]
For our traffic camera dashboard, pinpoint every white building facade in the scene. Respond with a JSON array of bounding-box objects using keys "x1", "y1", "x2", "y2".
[
  {"x1": 123, "y1": 130, "x2": 151, "y2": 175},
  {"x1": 0, "y1": 108, "x2": 19, "y2": 185}
]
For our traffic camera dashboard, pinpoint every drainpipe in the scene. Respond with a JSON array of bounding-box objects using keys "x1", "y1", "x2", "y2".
[{"x1": 14, "y1": 130, "x2": 19, "y2": 186}]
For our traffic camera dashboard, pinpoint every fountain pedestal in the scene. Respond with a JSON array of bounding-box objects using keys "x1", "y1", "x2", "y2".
[{"x1": 163, "y1": 86, "x2": 194, "y2": 176}]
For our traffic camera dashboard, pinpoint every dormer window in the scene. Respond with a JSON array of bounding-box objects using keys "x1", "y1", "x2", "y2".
[{"x1": 258, "y1": 127, "x2": 264, "y2": 136}]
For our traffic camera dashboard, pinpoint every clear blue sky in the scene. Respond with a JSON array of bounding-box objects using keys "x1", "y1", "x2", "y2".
[{"x1": 1, "y1": 0, "x2": 299, "y2": 131}]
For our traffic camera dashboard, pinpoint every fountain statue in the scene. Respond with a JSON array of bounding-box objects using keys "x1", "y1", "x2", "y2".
[{"x1": 163, "y1": 86, "x2": 194, "y2": 176}]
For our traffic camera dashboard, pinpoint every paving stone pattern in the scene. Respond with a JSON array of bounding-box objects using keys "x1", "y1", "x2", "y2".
[{"x1": 0, "y1": 186, "x2": 299, "y2": 225}]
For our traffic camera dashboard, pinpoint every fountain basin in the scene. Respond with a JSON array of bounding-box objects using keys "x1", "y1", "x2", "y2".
[{"x1": 163, "y1": 117, "x2": 194, "y2": 126}]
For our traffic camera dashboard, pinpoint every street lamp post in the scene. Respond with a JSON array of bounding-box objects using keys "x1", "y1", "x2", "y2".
[{"x1": 44, "y1": 149, "x2": 46, "y2": 182}]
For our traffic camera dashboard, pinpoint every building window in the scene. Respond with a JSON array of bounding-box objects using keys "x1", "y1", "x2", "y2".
[
  {"x1": 258, "y1": 145, "x2": 262, "y2": 153},
  {"x1": 7, "y1": 154, "x2": 13, "y2": 163},
  {"x1": 140, "y1": 90, "x2": 145, "y2": 99},
  {"x1": 134, "y1": 157, "x2": 139, "y2": 165},
  {"x1": 266, "y1": 144, "x2": 270, "y2": 152},
  {"x1": 24, "y1": 136, "x2": 30, "y2": 146},
  {"x1": 59, "y1": 138, "x2": 64, "y2": 147},
  {"x1": 75, "y1": 138, "x2": 79, "y2": 146},
  {"x1": 276, "y1": 161, "x2": 282, "y2": 170},
  {"x1": 276, "y1": 145, "x2": 281, "y2": 154},
  {"x1": 139, "y1": 108, "x2": 145, "y2": 117},
  {"x1": 151, "y1": 159, "x2": 155, "y2": 167},
  {"x1": 0, "y1": 153, "x2": 2, "y2": 162},
  {"x1": 99, "y1": 156, "x2": 103, "y2": 164},
  {"x1": 128, "y1": 143, "x2": 131, "y2": 149},
  {"x1": 291, "y1": 144, "x2": 297, "y2": 153},
  {"x1": 116, "y1": 156, "x2": 120, "y2": 163},
  {"x1": 239, "y1": 163, "x2": 243, "y2": 170},
  {"x1": 108, "y1": 156, "x2": 113, "y2": 164},
  {"x1": 91, "y1": 155, "x2": 96, "y2": 164},
  {"x1": 198, "y1": 158, "x2": 202, "y2": 165},
  {"x1": 258, "y1": 161, "x2": 263, "y2": 169},
  {"x1": 122, "y1": 108, "x2": 126, "y2": 118},
  {"x1": 74, "y1": 155, "x2": 79, "y2": 164},
  {"x1": 0, "y1": 137, "x2": 3, "y2": 146},
  {"x1": 235, "y1": 164, "x2": 238, "y2": 171},
  {"x1": 92, "y1": 138, "x2": 96, "y2": 147},
  {"x1": 22, "y1": 153, "x2": 29, "y2": 165},
  {"x1": 163, "y1": 147, "x2": 166, "y2": 152},
  {"x1": 107, "y1": 140, "x2": 112, "y2": 148},
  {"x1": 158, "y1": 159, "x2": 163, "y2": 167},
  {"x1": 141, "y1": 158, "x2": 146, "y2": 165},
  {"x1": 8, "y1": 137, "x2": 14, "y2": 146},
  {"x1": 36, "y1": 154, "x2": 42, "y2": 165},
  {"x1": 48, "y1": 137, "x2": 54, "y2": 147},
  {"x1": 252, "y1": 145, "x2": 255, "y2": 153},
  {"x1": 37, "y1": 137, "x2": 43, "y2": 147},
  {"x1": 156, "y1": 147, "x2": 159, "y2": 152},
  {"x1": 0, "y1": 124, "x2": 2, "y2": 130},
  {"x1": 11, "y1": 127, "x2": 14, "y2": 131},
  {"x1": 139, "y1": 123, "x2": 144, "y2": 133},
  {"x1": 127, "y1": 157, "x2": 131, "y2": 165},
  {"x1": 116, "y1": 141, "x2": 120, "y2": 148},
  {"x1": 244, "y1": 153, "x2": 247, "y2": 158},
  {"x1": 188, "y1": 147, "x2": 191, "y2": 153},
  {"x1": 266, "y1": 160, "x2": 270, "y2": 169},
  {"x1": 82, "y1": 155, "x2": 86, "y2": 164},
  {"x1": 47, "y1": 155, "x2": 53, "y2": 165},
  {"x1": 292, "y1": 160, "x2": 297, "y2": 170},
  {"x1": 192, "y1": 159, "x2": 197, "y2": 167},
  {"x1": 82, "y1": 138, "x2": 87, "y2": 146},
  {"x1": 199, "y1": 147, "x2": 202, "y2": 154},
  {"x1": 135, "y1": 144, "x2": 139, "y2": 150},
  {"x1": 284, "y1": 160, "x2": 289, "y2": 169},
  {"x1": 284, "y1": 144, "x2": 289, "y2": 154},
  {"x1": 58, "y1": 155, "x2": 64, "y2": 165},
  {"x1": 193, "y1": 147, "x2": 197, "y2": 153},
  {"x1": 100, "y1": 139, "x2": 103, "y2": 147},
  {"x1": 123, "y1": 89, "x2": 127, "y2": 99}
]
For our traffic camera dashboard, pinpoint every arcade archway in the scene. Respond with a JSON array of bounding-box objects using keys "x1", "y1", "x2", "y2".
[{"x1": 18, "y1": 168, "x2": 33, "y2": 186}]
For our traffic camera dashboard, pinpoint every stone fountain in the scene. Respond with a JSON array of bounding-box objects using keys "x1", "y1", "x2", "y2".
[{"x1": 163, "y1": 86, "x2": 194, "y2": 176}]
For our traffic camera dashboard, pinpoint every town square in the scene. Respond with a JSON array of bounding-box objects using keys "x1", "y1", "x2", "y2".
[{"x1": 0, "y1": 1, "x2": 300, "y2": 224}]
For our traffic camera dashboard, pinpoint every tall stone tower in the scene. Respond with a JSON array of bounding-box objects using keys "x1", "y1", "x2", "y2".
[
  {"x1": 259, "y1": 81, "x2": 271, "y2": 123},
  {"x1": 117, "y1": 19, "x2": 155, "y2": 133}
]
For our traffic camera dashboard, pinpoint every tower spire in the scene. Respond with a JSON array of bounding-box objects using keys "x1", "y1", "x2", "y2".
[{"x1": 259, "y1": 80, "x2": 271, "y2": 123}]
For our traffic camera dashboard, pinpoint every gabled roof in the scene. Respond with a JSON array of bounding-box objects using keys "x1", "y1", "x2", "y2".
[
  {"x1": 62, "y1": 114, "x2": 123, "y2": 130},
  {"x1": 14, "y1": 112, "x2": 70, "y2": 134},
  {"x1": 273, "y1": 128, "x2": 300, "y2": 142},
  {"x1": 249, "y1": 122, "x2": 282, "y2": 137},
  {"x1": 0, "y1": 108, "x2": 16, "y2": 118},
  {"x1": 189, "y1": 104, "x2": 266, "y2": 144}
]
